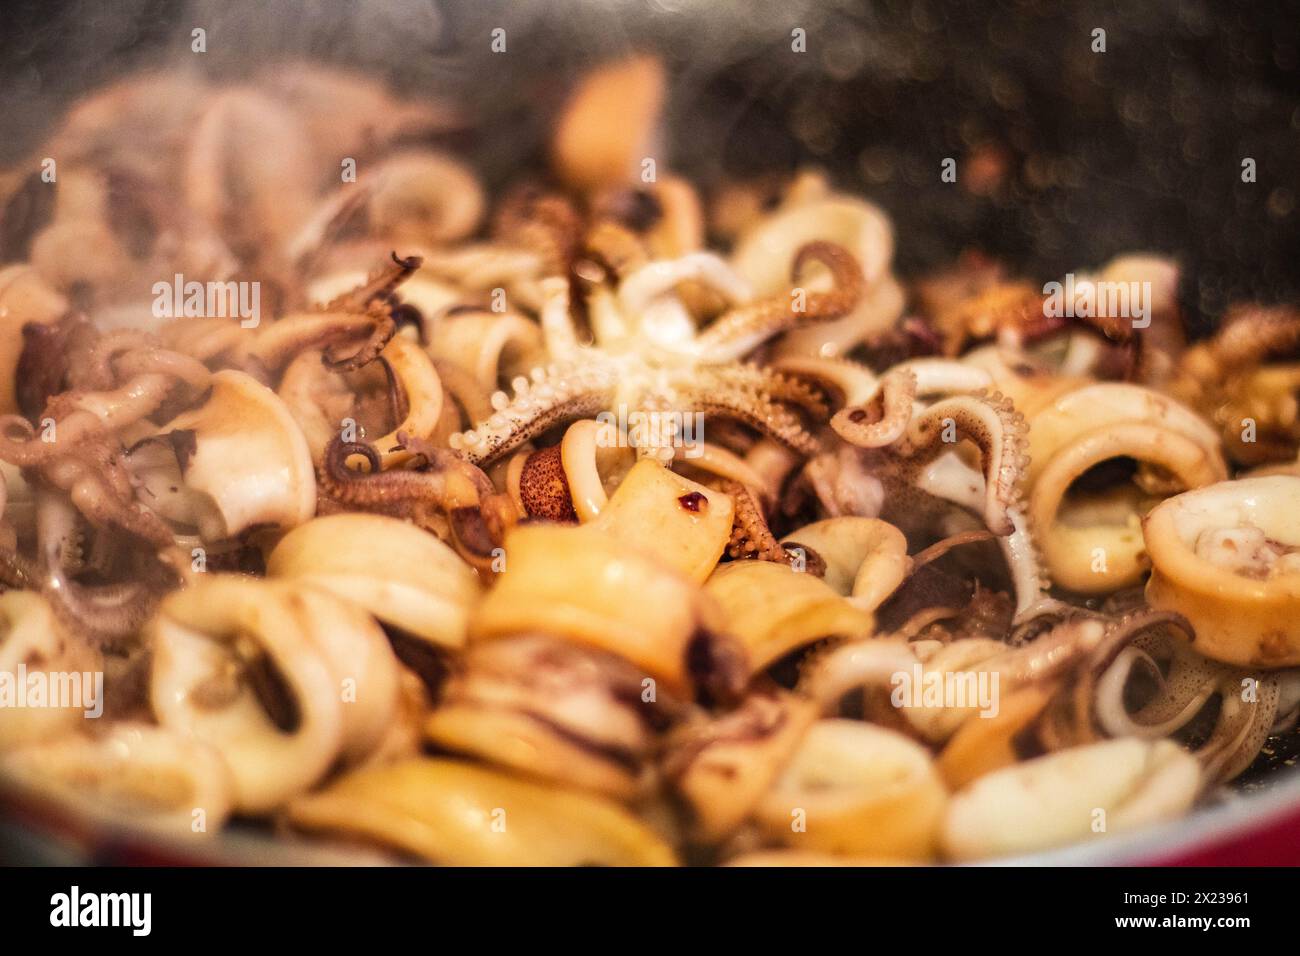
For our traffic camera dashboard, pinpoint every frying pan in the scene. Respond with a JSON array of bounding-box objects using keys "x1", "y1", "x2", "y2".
[{"x1": 0, "y1": 0, "x2": 1298, "y2": 864}]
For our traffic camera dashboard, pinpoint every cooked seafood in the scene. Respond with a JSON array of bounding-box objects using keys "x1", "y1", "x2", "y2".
[{"x1": 0, "y1": 56, "x2": 1295, "y2": 866}]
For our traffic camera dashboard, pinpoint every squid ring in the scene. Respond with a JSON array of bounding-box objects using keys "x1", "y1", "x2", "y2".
[
  {"x1": 754, "y1": 719, "x2": 947, "y2": 860},
  {"x1": 1143, "y1": 476, "x2": 1300, "y2": 666},
  {"x1": 559, "y1": 419, "x2": 635, "y2": 522},
  {"x1": 148, "y1": 576, "x2": 346, "y2": 812},
  {"x1": 0, "y1": 723, "x2": 234, "y2": 837},
  {"x1": 1030, "y1": 422, "x2": 1227, "y2": 593},
  {"x1": 779, "y1": 516, "x2": 910, "y2": 612}
]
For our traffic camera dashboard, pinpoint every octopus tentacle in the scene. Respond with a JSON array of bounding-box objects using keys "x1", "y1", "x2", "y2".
[
  {"x1": 379, "y1": 355, "x2": 409, "y2": 425},
  {"x1": 0, "y1": 410, "x2": 175, "y2": 549},
  {"x1": 1171, "y1": 305, "x2": 1300, "y2": 466},
  {"x1": 694, "y1": 241, "x2": 863, "y2": 362},
  {"x1": 492, "y1": 190, "x2": 583, "y2": 278},
  {"x1": 449, "y1": 361, "x2": 619, "y2": 466},
  {"x1": 157, "y1": 316, "x2": 249, "y2": 366},
  {"x1": 1001, "y1": 505, "x2": 1057, "y2": 624},
  {"x1": 110, "y1": 348, "x2": 213, "y2": 390},
  {"x1": 773, "y1": 356, "x2": 879, "y2": 407},
  {"x1": 319, "y1": 439, "x2": 459, "y2": 511},
  {"x1": 322, "y1": 300, "x2": 397, "y2": 372},
  {"x1": 1192, "y1": 305, "x2": 1300, "y2": 371},
  {"x1": 42, "y1": 439, "x2": 177, "y2": 548},
  {"x1": 928, "y1": 280, "x2": 1045, "y2": 356},
  {"x1": 74, "y1": 328, "x2": 155, "y2": 390},
  {"x1": 674, "y1": 377, "x2": 821, "y2": 457},
  {"x1": 250, "y1": 253, "x2": 419, "y2": 374},
  {"x1": 891, "y1": 390, "x2": 1029, "y2": 537},
  {"x1": 1026, "y1": 607, "x2": 1277, "y2": 785},
  {"x1": 318, "y1": 437, "x2": 514, "y2": 561},
  {"x1": 45, "y1": 571, "x2": 162, "y2": 653},
  {"x1": 714, "y1": 478, "x2": 789, "y2": 564},
  {"x1": 538, "y1": 275, "x2": 581, "y2": 360},
  {"x1": 57, "y1": 374, "x2": 181, "y2": 433},
  {"x1": 1032, "y1": 609, "x2": 1192, "y2": 750},
  {"x1": 60, "y1": 328, "x2": 209, "y2": 406},
  {"x1": 908, "y1": 529, "x2": 999, "y2": 570},
  {"x1": 1, "y1": 363, "x2": 196, "y2": 469},
  {"x1": 35, "y1": 486, "x2": 172, "y2": 650},
  {"x1": 0, "y1": 415, "x2": 51, "y2": 467},
  {"x1": 250, "y1": 303, "x2": 397, "y2": 374},
  {"x1": 616, "y1": 252, "x2": 751, "y2": 319},
  {"x1": 318, "y1": 252, "x2": 423, "y2": 314},
  {"x1": 831, "y1": 368, "x2": 917, "y2": 448},
  {"x1": 892, "y1": 358, "x2": 995, "y2": 397},
  {"x1": 704, "y1": 363, "x2": 828, "y2": 410},
  {"x1": 762, "y1": 370, "x2": 830, "y2": 420},
  {"x1": 394, "y1": 431, "x2": 496, "y2": 501},
  {"x1": 584, "y1": 220, "x2": 650, "y2": 280},
  {"x1": 865, "y1": 459, "x2": 1050, "y2": 625},
  {"x1": 831, "y1": 388, "x2": 1048, "y2": 622}
]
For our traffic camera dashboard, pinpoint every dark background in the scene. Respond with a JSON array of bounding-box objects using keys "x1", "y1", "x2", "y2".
[{"x1": 0, "y1": 0, "x2": 1296, "y2": 330}]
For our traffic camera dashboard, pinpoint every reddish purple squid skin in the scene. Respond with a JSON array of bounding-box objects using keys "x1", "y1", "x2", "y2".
[{"x1": 315, "y1": 436, "x2": 514, "y2": 569}]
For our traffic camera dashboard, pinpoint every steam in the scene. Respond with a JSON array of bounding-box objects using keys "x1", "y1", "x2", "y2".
[{"x1": 0, "y1": 0, "x2": 829, "y2": 174}]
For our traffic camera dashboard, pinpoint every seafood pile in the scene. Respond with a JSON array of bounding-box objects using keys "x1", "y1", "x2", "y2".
[{"x1": 1, "y1": 56, "x2": 1299, "y2": 865}]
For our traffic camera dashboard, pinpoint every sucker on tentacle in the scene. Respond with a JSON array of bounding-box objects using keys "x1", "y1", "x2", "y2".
[
  {"x1": 812, "y1": 384, "x2": 1049, "y2": 621},
  {"x1": 0, "y1": 410, "x2": 175, "y2": 550},
  {"x1": 761, "y1": 370, "x2": 831, "y2": 421},
  {"x1": 714, "y1": 478, "x2": 789, "y2": 565},
  {"x1": 449, "y1": 361, "x2": 619, "y2": 466},
  {"x1": 0, "y1": 369, "x2": 197, "y2": 469},
  {"x1": 317, "y1": 436, "x2": 516, "y2": 567},
  {"x1": 34, "y1": 486, "x2": 176, "y2": 651},
  {"x1": 447, "y1": 243, "x2": 855, "y2": 472},
  {"x1": 675, "y1": 382, "x2": 821, "y2": 458},
  {"x1": 322, "y1": 299, "x2": 397, "y2": 372},
  {"x1": 890, "y1": 390, "x2": 1029, "y2": 537}
]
